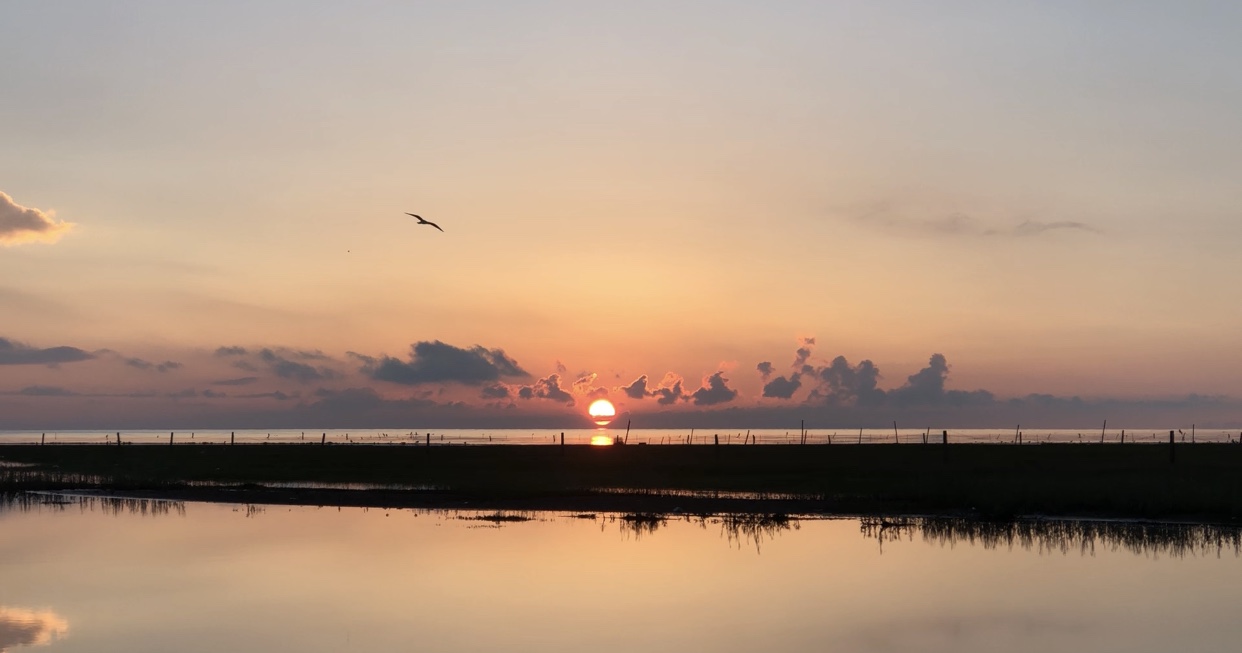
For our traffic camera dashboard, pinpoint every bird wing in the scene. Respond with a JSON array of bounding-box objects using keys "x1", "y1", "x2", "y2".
[
  {"x1": 426, "y1": 221, "x2": 444, "y2": 232},
  {"x1": 405, "y1": 212, "x2": 422, "y2": 219}
]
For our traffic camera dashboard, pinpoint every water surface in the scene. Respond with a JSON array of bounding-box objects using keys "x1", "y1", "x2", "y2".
[{"x1": 2, "y1": 496, "x2": 1239, "y2": 652}]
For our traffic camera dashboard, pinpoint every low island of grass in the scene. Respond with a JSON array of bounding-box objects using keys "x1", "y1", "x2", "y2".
[{"x1": 3, "y1": 441, "x2": 1241, "y2": 522}]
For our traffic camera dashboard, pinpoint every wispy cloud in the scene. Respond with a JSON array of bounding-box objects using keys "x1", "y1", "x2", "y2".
[
  {"x1": 857, "y1": 207, "x2": 1101, "y2": 238},
  {"x1": 0, "y1": 192, "x2": 74, "y2": 246}
]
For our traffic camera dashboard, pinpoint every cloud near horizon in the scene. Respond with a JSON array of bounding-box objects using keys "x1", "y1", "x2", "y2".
[
  {"x1": 0, "y1": 337, "x2": 94, "y2": 366},
  {"x1": 358, "y1": 340, "x2": 527, "y2": 386},
  {"x1": 0, "y1": 192, "x2": 74, "y2": 246},
  {"x1": 1, "y1": 334, "x2": 1237, "y2": 430},
  {"x1": 691, "y1": 371, "x2": 739, "y2": 406}
]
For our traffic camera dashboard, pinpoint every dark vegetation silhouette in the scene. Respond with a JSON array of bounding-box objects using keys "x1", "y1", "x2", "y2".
[{"x1": 4, "y1": 440, "x2": 1242, "y2": 520}]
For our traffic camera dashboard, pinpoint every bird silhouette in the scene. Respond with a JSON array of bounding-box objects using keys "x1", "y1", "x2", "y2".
[{"x1": 405, "y1": 213, "x2": 444, "y2": 232}]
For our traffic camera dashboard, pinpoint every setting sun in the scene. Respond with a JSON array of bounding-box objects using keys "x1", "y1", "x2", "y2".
[{"x1": 588, "y1": 399, "x2": 616, "y2": 426}]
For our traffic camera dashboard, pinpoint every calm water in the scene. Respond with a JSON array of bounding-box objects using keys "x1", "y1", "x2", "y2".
[
  {"x1": 1, "y1": 427, "x2": 1238, "y2": 445},
  {"x1": 2, "y1": 496, "x2": 1241, "y2": 652}
]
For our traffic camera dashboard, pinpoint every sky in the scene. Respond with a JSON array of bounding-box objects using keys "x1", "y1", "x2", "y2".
[{"x1": 3, "y1": 1, "x2": 1242, "y2": 429}]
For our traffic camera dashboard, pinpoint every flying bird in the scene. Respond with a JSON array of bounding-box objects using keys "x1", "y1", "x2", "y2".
[{"x1": 405, "y1": 213, "x2": 444, "y2": 232}]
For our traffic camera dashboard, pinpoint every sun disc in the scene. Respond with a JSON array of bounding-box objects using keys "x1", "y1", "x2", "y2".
[
  {"x1": 588, "y1": 399, "x2": 616, "y2": 426},
  {"x1": 588, "y1": 399, "x2": 616, "y2": 418}
]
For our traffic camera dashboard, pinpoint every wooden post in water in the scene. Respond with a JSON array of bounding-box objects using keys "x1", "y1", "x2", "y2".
[
  {"x1": 1100, "y1": 420, "x2": 1107, "y2": 443},
  {"x1": 1169, "y1": 430, "x2": 1175, "y2": 463},
  {"x1": 231, "y1": 431, "x2": 235, "y2": 446},
  {"x1": 322, "y1": 432, "x2": 327, "y2": 446},
  {"x1": 942, "y1": 430, "x2": 949, "y2": 462},
  {"x1": 170, "y1": 431, "x2": 174, "y2": 446},
  {"x1": 714, "y1": 433, "x2": 720, "y2": 458},
  {"x1": 41, "y1": 433, "x2": 45, "y2": 446},
  {"x1": 624, "y1": 420, "x2": 631, "y2": 445},
  {"x1": 1192, "y1": 424, "x2": 1195, "y2": 443},
  {"x1": 893, "y1": 421, "x2": 899, "y2": 444},
  {"x1": 116, "y1": 432, "x2": 122, "y2": 447},
  {"x1": 1121, "y1": 429, "x2": 1125, "y2": 444}
]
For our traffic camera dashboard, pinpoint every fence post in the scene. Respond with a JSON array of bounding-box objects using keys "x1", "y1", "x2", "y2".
[{"x1": 1169, "y1": 430, "x2": 1175, "y2": 464}]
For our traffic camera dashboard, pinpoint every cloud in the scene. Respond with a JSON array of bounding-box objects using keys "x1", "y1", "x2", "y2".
[
  {"x1": 858, "y1": 207, "x2": 1099, "y2": 239},
  {"x1": 0, "y1": 606, "x2": 69, "y2": 651},
  {"x1": 762, "y1": 374, "x2": 802, "y2": 399},
  {"x1": 211, "y1": 376, "x2": 258, "y2": 386},
  {"x1": 238, "y1": 391, "x2": 298, "y2": 401},
  {"x1": 691, "y1": 371, "x2": 738, "y2": 406},
  {"x1": 0, "y1": 192, "x2": 74, "y2": 246},
  {"x1": 1011, "y1": 220, "x2": 1101, "y2": 236},
  {"x1": 621, "y1": 375, "x2": 651, "y2": 399},
  {"x1": 890, "y1": 353, "x2": 994, "y2": 406},
  {"x1": 653, "y1": 373, "x2": 687, "y2": 405},
  {"x1": 806, "y1": 355, "x2": 885, "y2": 406},
  {"x1": 215, "y1": 346, "x2": 248, "y2": 357},
  {"x1": 793, "y1": 337, "x2": 815, "y2": 368},
  {"x1": 517, "y1": 374, "x2": 575, "y2": 405},
  {"x1": 0, "y1": 337, "x2": 94, "y2": 366},
  {"x1": 480, "y1": 384, "x2": 511, "y2": 400},
  {"x1": 259, "y1": 348, "x2": 336, "y2": 383},
  {"x1": 756, "y1": 362, "x2": 774, "y2": 380},
  {"x1": 17, "y1": 385, "x2": 78, "y2": 397},
  {"x1": 123, "y1": 357, "x2": 182, "y2": 373},
  {"x1": 572, "y1": 373, "x2": 608, "y2": 399},
  {"x1": 202, "y1": 389, "x2": 227, "y2": 398},
  {"x1": 362, "y1": 340, "x2": 528, "y2": 386}
]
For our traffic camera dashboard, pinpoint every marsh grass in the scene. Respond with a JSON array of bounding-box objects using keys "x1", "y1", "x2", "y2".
[{"x1": 2, "y1": 443, "x2": 1241, "y2": 520}]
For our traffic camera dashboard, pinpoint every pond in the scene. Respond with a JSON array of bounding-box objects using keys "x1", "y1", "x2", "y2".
[{"x1": 2, "y1": 495, "x2": 1239, "y2": 652}]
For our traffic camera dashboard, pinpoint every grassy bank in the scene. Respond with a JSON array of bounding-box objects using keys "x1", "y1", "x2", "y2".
[{"x1": 3, "y1": 442, "x2": 1241, "y2": 520}]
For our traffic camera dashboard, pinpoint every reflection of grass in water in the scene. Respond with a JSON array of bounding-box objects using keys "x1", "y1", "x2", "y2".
[
  {"x1": 0, "y1": 492, "x2": 186, "y2": 517},
  {"x1": 714, "y1": 513, "x2": 799, "y2": 552},
  {"x1": 618, "y1": 513, "x2": 667, "y2": 539},
  {"x1": 611, "y1": 511, "x2": 799, "y2": 550},
  {"x1": 460, "y1": 512, "x2": 535, "y2": 523},
  {"x1": 860, "y1": 516, "x2": 1242, "y2": 557}
]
